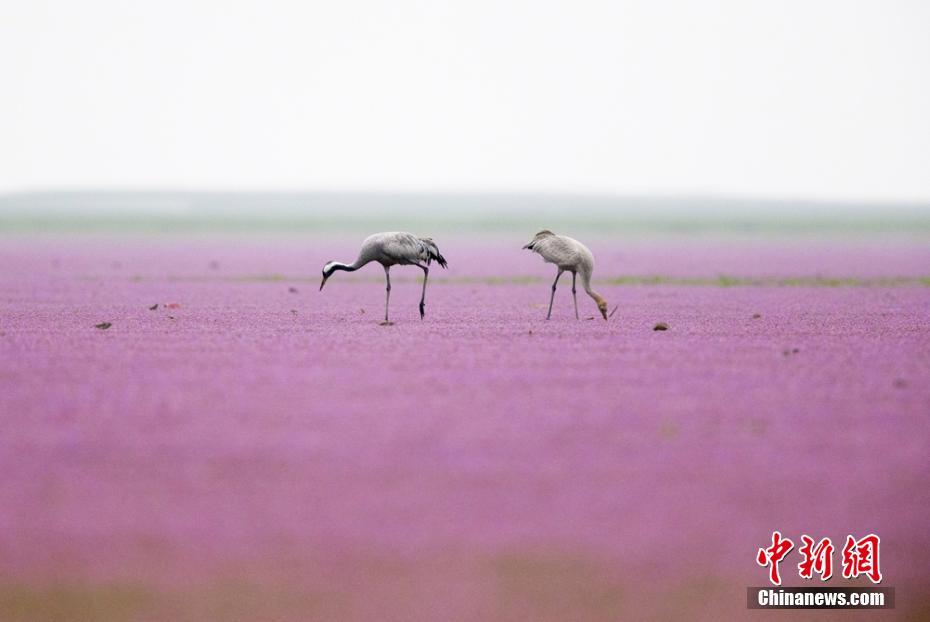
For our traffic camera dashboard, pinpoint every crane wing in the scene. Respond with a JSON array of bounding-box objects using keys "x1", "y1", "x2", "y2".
[
  {"x1": 378, "y1": 232, "x2": 425, "y2": 263},
  {"x1": 374, "y1": 232, "x2": 448, "y2": 268},
  {"x1": 526, "y1": 234, "x2": 581, "y2": 266}
]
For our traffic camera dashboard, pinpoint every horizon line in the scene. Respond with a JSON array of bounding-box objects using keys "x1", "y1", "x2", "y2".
[{"x1": 2, "y1": 187, "x2": 930, "y2": 208}]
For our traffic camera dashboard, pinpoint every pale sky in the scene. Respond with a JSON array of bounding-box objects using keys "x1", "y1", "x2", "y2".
[{"x1": 2, "y1": 0, "x2": 929, "y2": 201}]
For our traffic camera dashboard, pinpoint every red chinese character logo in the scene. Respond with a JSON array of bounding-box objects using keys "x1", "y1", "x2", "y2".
[
  {"x1": 797, "y1": 535, "x2": 834, "y2": 580},
  {"x1": 757, "y1": 531, "x2": 794, "y2": 585},
  {"x1": 842, "y1": 534, "x2": 882, "y2": 583}
]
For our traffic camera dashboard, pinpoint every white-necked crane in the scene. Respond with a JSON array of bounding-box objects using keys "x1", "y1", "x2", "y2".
[
  {"x1": 523, "y1": 230, "x2": 611, "y2": 320},
  {"x1": 320, "y1": 232, "x2": 448, "y2": 323}
]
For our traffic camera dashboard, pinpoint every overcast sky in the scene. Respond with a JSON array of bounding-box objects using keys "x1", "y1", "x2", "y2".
[{"x1": 2, "y1": 0, "x2": 929, "y2": 201}]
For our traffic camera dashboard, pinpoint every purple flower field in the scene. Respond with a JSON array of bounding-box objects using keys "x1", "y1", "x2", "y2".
[{"x1": 1, "y1": 234, "x2": 928, "y2": 621}]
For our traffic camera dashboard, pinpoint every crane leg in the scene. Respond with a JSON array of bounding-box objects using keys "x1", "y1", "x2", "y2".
[
  {"x1": 384, "y1": 266, "x2": 391, "y2": 322},
  {"x1": 547, "y1": 270, "x2": 564, "y2": 320},
  {"x1": 418, "y1": 264, "x2": 429, "y2": 319},
  {"x1": 572, "y1": 272, "x2": 579, "y2": 319}
]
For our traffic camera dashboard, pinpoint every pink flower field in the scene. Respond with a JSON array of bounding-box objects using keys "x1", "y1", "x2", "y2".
[{"x1": 1, "y1": 233, "x2": 928, "y2": 621}]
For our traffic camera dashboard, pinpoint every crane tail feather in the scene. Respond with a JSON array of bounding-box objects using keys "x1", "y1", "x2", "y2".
[
  {"x1": 432, "y1": 251, "x2": 448, "y2": 269},
  {"x1": 420, "y1": 238, "x2": 448, "y2": 268}
]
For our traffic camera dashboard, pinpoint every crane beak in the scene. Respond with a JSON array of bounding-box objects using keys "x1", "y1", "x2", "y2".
[
  {"x1": 600, "y1": 307, "x2": 609, "y2": 320},
  {"x1": 319, "y1": 275, "x2": 328, "y2": 291}
]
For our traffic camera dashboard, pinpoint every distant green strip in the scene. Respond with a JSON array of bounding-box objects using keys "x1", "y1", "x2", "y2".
[
  {"x1": 0, "y1": 213, "x2": 930, "y2": 236},
  {"x1": 145, "y1": 274, "x2": 930, "y2": 287},
  {"x1": 602, "y1": 275, "x2": 930, "y2": 287}
]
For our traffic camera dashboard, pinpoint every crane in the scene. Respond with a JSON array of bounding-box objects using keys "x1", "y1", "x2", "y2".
[
  {"x1": 320, "y1": 232, "x2": 448, "y2": 323},
  {"x1": 523, "y1": 230, "x2": 609, "y2": 320}
]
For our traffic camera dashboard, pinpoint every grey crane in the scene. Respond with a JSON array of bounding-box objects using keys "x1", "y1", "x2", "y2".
[
  {"x1": 523, "y1": 230, "x2": 610, "y2": 320},
  {"x1": 319, "y1": 232, "x2": 448, "y2": 323}
]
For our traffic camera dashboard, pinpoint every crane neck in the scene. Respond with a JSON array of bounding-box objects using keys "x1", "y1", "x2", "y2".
[
  {"x1": 323, "y1": 259, "x2": 368, "y2": 277},
  {"x1": 328, "y1": 257, "x2": 372, "y2": 273},
  {"x1": 579, "y1": 269, "x2": 604, "y2": 305}
]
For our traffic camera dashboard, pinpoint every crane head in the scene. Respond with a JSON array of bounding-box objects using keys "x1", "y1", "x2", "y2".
[
  {"x1": 523, "y1": 229, "x2": 555, "y2": 250},
  {"x1": 597, "y1": 300, "x2": 609, "y2": 320},
  {"x1": 320, "y1": 261, "x2": 336, "y2": 290}
]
